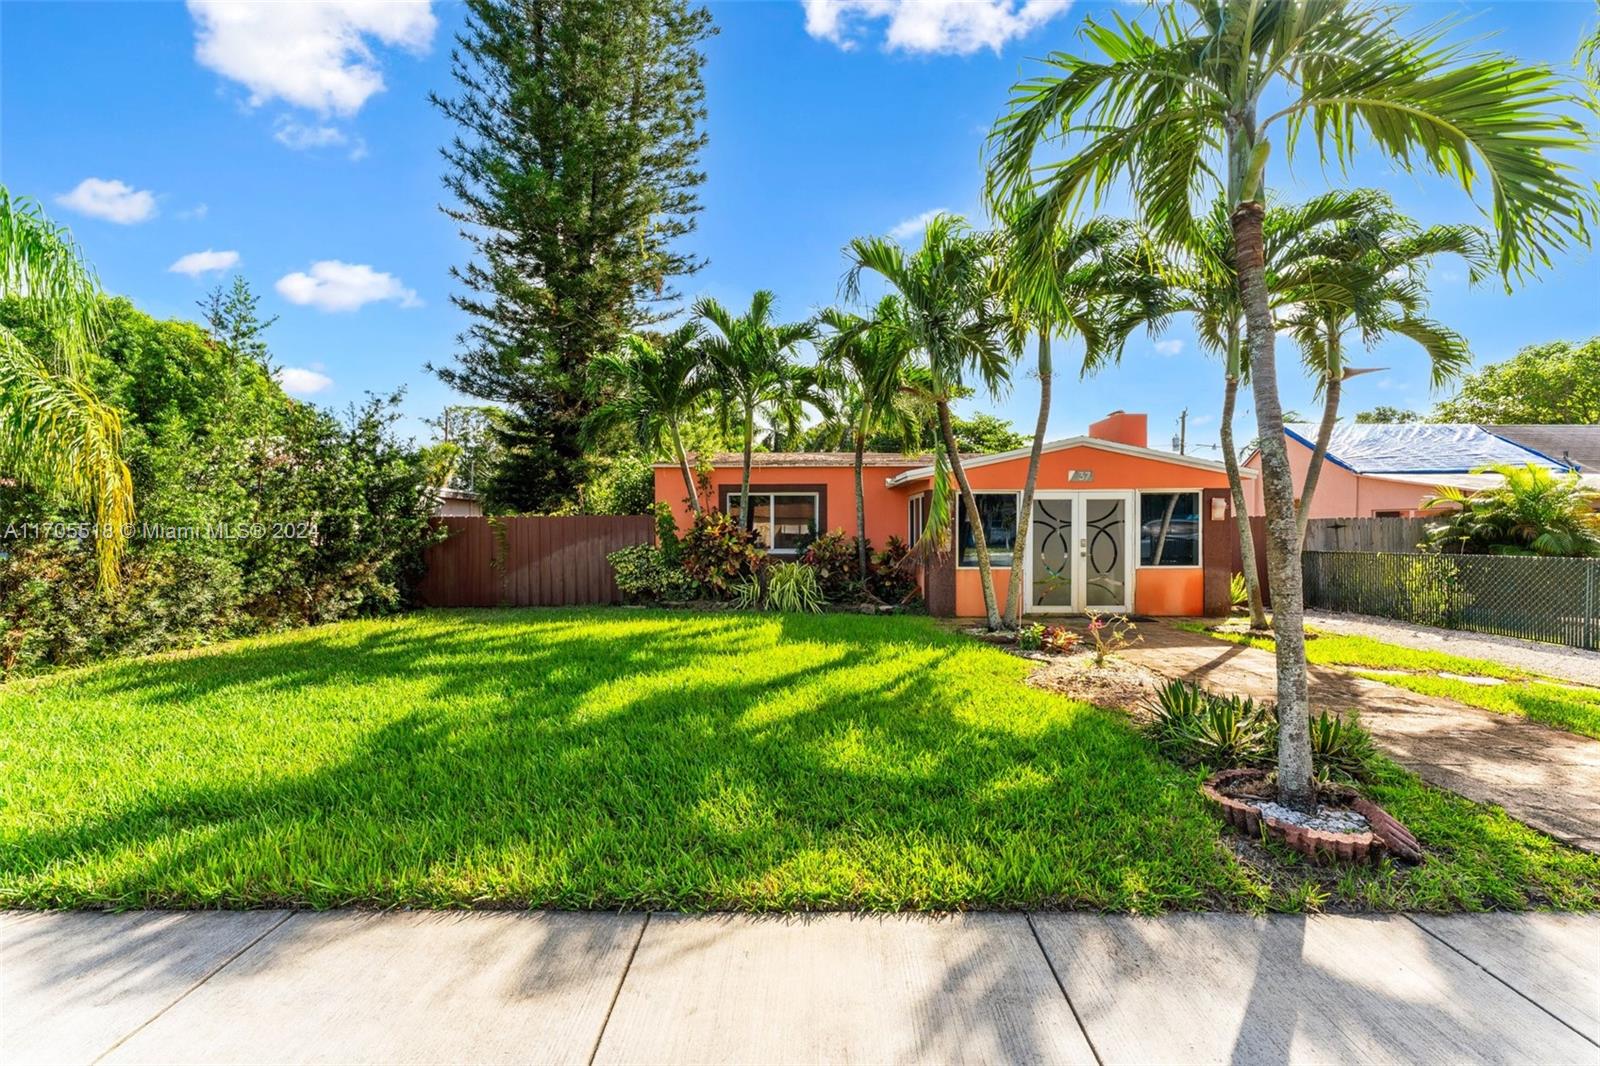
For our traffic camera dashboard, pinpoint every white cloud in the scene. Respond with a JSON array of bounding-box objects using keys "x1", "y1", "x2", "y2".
[
  {"x1": 273, "y1": 117, "x2": 348, "y2": 150},
  {"x1": 168, "y1": 249, "x2": 241, "y2": 276},
  {"x1": 1154, "y1": 339, "x2": 1184, "y2": 356},
  {"x1": 888, "y1": 208, "x2": 948, "y2": 241},
  {"x1": 802, "y1": 0, "x2": 1070, "y2": 55},
  {"x1": 188, "y1": 0, "x2": 436, "y2": 117},
  {"x1": 275, "y1": 366, "x2": 334, "y2": 396},
  {"x1": 275, "y1": 259, "x2": 419, "y2": 312},
  {"x1": 55, "y1": 178, "x2": 157, "y2": 224},
  {"x1": 177, "y1": 203, "x2": 209, "y2": 221}
]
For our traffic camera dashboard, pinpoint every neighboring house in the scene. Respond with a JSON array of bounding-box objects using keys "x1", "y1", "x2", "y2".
[
  {"x1": 1242, "y1": 423, "x2": 1599, "y2": 520},
  {"x1": 654, "y1": 411, "x2": 1255, "y2": 618},
  {"x1": 434, "y1": 487, "x2": 485, "y2": 517},
  {"x1": 1486, "y1": 425, "x2": 1600, "y2": 475}
]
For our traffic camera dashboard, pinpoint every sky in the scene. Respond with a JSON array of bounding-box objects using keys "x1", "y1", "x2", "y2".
[{"x1": 4, "y1": 0, "x2": 1599, "y2": 454}]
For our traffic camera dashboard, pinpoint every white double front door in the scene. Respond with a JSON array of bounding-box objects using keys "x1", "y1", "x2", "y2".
[{"x1": 1024, "y1": 490, "x2": 1135, "y2": 614}]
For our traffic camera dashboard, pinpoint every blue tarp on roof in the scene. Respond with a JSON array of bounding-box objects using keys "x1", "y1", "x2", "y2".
[{"x1": 1284, "y1": 423, "x2": 1569, "y2": 475}]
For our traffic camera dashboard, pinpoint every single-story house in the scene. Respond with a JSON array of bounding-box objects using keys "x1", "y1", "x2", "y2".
[
  {"x1": 654, "y1": 411, "x2": 1254, "y2": 618},
  {"x1": 1242, "y1": 423, "x2": 1598, "y2": 520},
  {"x1": 434, "y1": 487, "x2": 485, "y2": 517}
]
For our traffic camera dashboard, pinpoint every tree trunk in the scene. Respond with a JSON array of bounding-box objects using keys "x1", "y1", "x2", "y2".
[
  {"x1": 670, "y1": 421, "x2": 701, "y2": 514},
  {"x1": 939, "y1": 400, "x2": 1002, "y2": 629},
  {"x1": 1006, "y1": 332, "x2": 1052, "y2": 630},
  {"x1": 1220, "y1": 337, "x2": 1267, "y2": 629},
  {"x1": 1295, "y1": 329, "x2": 1343, "y2": 549},
  {"x1": 854, "y1": 427, "x2": 869, "y2": 581},
  {"x1": 1232, "y1": 199, "x2": 1314, "y2": 811},
  {"x1": 740, "y1": 404, "x2": 755, "y2": 533}
]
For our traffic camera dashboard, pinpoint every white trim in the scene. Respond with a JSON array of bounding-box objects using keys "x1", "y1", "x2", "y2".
[
  {"x1": 955, "y1": 490, "x2": 1021, "y2": 570},
  {"x1": 1134, "y1": 489, "x2": 1203, "y2": 570},
  {"x1": 727, "y1": 489, "x2": 821, "y2": 556},
  {"x1": 884, "y1": 436, "x2": 1258, "y2": 488}
]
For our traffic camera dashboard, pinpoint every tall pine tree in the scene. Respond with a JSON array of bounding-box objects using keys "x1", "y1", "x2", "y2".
[{"x1": 432, "y1": 0, "x2": 713, "y2": 512}]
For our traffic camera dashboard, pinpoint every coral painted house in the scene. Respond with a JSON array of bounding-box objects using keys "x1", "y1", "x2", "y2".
[{"x1": 654, "y1": 412, "x2": 1255, "y2": 618}]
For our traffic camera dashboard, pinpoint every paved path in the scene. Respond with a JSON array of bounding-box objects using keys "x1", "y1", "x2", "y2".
[
  {"x1": 1306, "y1": 609, "x2": 1600, "y2": 688},
  {"x1": 1119, "y1": 623, "x2": 1600, "y2": 853},
  {"x1": 3, "y1": 909, "x2": 1597, "y2": 1065}
]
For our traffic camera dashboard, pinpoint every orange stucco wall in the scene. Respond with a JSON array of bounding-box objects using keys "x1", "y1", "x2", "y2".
[
  {"x1": 934, "y1": 445, "x2": 1235, "y2": 618},
  {"x1": 653, "y1": 462, "x2": 924, "y2": 544},
  {"x1": 655, "y1": 443, "x2": 1237, "y2": 618},
  {"x1": 1242, "y1": 438, "x2": 1438, "y2": 518}
]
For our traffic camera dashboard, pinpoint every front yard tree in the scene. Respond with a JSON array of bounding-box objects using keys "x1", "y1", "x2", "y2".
[
  {"x1": 818, "y1": 298, "x2": 918, "y2": 580},
  {"x1": 846, "y1": 214, "x2": 1011, "y2": 631},
  {"x1": 588, "y1": 324, "x2": 710, "y2": 514},
  {"x1": 989, "y1": 0, "x2": 1597, "y2": 809},
  {"x1": 1284, "y1": 197, "x2": 1486, "y2": 542},
  {"x1": 693, "y1": 292, "x2": 815, "y2": 532},
  {"x1": 0, "y1": 187, "x2": 132, "y2": 588},
  {"x1": 432, "y1": 0, "x2": 713, "y2": 513}
]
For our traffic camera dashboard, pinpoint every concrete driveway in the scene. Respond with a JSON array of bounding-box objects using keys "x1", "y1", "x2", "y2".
[{"x1": 4, "y1": 909, "x2": 1596, "y2": 1065}]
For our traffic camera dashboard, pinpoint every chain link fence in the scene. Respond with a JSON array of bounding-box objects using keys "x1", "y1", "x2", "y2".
[{"x1": 1303, "y1": 551, "x2": 1600, "y2": 651}]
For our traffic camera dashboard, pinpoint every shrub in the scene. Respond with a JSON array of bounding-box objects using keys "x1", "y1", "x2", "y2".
[
  {"x1": 607, "y1": 544, "x2": 696, "y2": 603},
  {"x1": 1084, "y1": 611, "x2": 1139, "y2": 667},
  {"x1": 1016, "y1": 622, "x2": 1045, "y2": 651},
  {"x1": 678, "y1": 509, "x2": 765, "y2": 599},
  {"x1": 1229, "y1": 572, "x2": 1249, "y2": 612},
  {"x1": 765, "y1": 562, "x2": 824, "y2": 613},
  {"x1": 1041, "y1": 624, "x2": 1079, "y2": 652},
  {"x1": 800, "y1": 530, "x2": 865, "y2": 603},
  {"x1": 1143, "y1": 679, "x2": 1377, "y2": 782},
  {"x1": 867, "y1": 535, "x2": 919, "y2": 605}
]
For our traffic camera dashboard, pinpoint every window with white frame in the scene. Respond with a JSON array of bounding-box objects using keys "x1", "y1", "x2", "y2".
[
  {"x1": 908, "y1": 494, "x2": 925, "y2": 545},
  {"x1": 957, "y1": 492, "x2": 1018, "y2": 569},
  {"x1": 1138, "y1": 491, "x2": 1200, "y2": 566},
  {"x1": 727, "y1": 491, "x2": 821, "y2": 554}
]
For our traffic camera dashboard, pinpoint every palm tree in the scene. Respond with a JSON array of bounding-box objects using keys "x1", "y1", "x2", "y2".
[
  {"x1": 1284, "y1": 200, "x2": 1489, "y2": 542},
  {"x1": 994, "y1": 211, "x2": 1166, "y2": 628},
  {"x1": 0, "y1": 188, "x2": 132, "y2": 588},
  {"x1": 1424, "y1": 464, "x2": 1600, "y2": 557},
  {"x1": 693, "y1": 292, "x2": 815, "y2": 531},
  {"x1": 587, "y1": 322, "x2": 711, "y2": 513},
  {"x1": 845, "y1": 213, "x2": 1012, "y2": 630},
  {"x1": 1162, "y1": 190, "x2": 1398, "y2": 629},
  {"x1": 988, "y1": 0, "x2": 1597, "y2": 809},
  {"x1": 817, "y1": 297, "x2": 918, "y2": 579}
]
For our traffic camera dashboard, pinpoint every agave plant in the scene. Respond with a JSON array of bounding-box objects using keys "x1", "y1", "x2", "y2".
[{"x1": 1424, "y1": 463, "x2": 1600, "y2": 557}]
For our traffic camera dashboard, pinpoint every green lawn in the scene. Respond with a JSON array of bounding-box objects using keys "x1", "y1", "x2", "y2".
[
  {"x1": 1188, "y1": 625, "x2": 1600, "y2": 740},
  {"x1": 4, "y1": 609, "x2": 1597, "y2": 912}
]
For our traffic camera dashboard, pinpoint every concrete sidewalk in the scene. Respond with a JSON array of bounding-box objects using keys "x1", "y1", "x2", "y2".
[{"x1": 3, "y1": 910, "x2": 1596, "y2": 1065}]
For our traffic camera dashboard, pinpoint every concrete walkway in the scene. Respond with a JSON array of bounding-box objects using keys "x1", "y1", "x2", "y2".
[
  {"x1": 4, "y1": 909, "x2": 1597, "y2": 1065},
  {"x1": 1119, "y1": 623, "x2": 1600, "y2": 853},
  {"x1": 1306, "y1": 609, "x2": 1600, "y2": 688}
]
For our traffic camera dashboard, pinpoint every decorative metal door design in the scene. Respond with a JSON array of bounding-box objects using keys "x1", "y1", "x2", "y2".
[
  {"x1": 1030, "y1": 498, "x2": 1074, "y2": 607},
  {"x1": 1027, "y1": 492, "x2": 1133, "y2": 612},
  {"x1": 1082, "y1": 496, "x2": 1127, "y2": 607}
]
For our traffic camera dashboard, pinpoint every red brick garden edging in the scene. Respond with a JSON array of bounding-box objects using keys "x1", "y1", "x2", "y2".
[{"x1": 1202, "y1": 768, "x2": 1423, "y2": 864}]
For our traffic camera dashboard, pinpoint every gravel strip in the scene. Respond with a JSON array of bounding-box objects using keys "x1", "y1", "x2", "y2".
[{"x1": 1305, "y1": 610, "x2": 1600, "y2": 688}]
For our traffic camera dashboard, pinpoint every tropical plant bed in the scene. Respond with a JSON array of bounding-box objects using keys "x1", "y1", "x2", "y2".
[{"x1": 1204, "y1": 768, "x2": 1422, "y2": 865}]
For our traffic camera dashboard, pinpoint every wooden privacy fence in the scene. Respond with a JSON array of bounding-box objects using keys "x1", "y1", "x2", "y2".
[
  {"x1": 1303, "y1": 517, "x2": 1431, "y2": 552},
  {"x1": 416, "y1": 515, "x2": 654, "y2": 607}
]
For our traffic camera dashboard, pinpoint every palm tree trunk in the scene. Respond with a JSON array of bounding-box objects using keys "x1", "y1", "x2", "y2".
[
  {"x1": 939, "y1": 400, "x2": 1002, "y2": 629},
  {"x1": 1006, "y1": 332, "x2": 1052, "y2": 629},
  {"x1": 854, "y1": 427, "x2": 869, "y2": 581},
  {"x1": 1295, "y1": 329, "x2": 1343, "y2": 548},
  {"x1": 1232, "y1": 198, "x2": 1314, "y2": 811},
  {"x1": 669, "y1": 421, "x2": 700, "y2": 514},
  {"x1": 1220, "y1": 331, "x2": 1267, "y2": 629},
  {"x1": 740, "y1": 403, "x2": 755, "y2": 533}
]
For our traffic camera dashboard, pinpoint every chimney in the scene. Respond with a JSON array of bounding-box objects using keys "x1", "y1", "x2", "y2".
[{"x1": 1088, "y1": 410, "x2": 1148, "y2": 449}]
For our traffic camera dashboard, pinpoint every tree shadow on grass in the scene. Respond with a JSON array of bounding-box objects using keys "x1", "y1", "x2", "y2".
[{"x1": 4, "y1": 609, "x2": 1245, "y2": 913}]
